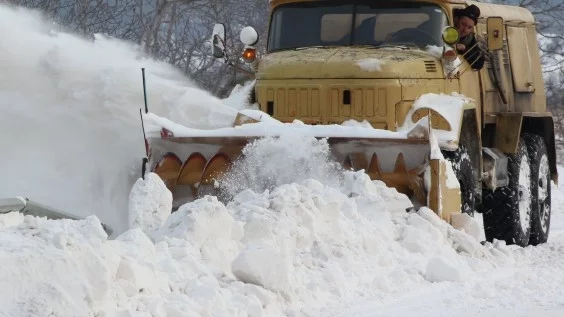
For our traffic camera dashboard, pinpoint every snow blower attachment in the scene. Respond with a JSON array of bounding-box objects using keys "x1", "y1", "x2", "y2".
[{"x1": 143, "y1": 112, "x2": 461, "y2": 223}]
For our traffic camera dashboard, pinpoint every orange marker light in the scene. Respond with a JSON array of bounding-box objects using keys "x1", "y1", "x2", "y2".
[
  {"x1": 242, "y1": 48, "x2": 256, "y2": 63},
  {"x1": 443, "y1": 49, "x2": 457, "y2": 61}
]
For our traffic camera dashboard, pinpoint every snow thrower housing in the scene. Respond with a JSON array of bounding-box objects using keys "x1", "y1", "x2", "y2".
[{"x1": 141, "y1": 0, "x2": 556, "y2": 247}]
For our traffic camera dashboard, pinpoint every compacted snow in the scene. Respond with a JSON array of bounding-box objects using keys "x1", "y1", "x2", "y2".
[{"x1": 1, "y1": 3, "x2": 564, "y2": 317}]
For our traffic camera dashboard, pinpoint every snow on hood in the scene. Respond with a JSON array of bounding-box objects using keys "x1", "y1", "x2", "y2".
[
  {"x1": 398, "y1": 92, "x2": 471, "y2": 149},
  {"x1": 144, "y1": 92, "x2": 470, "y2": 150},
  {"x1": 0, "y1": 168, "x2": 517, "y2": 317}
]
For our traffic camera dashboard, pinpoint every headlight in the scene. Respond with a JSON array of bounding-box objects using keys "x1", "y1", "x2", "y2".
[{"x1": 442, "y1": 26, "x2": 460, "y2": 45}]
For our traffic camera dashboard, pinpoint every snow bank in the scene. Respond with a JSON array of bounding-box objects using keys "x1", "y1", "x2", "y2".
[{"x1": 0, "y1": 165, "x2": 516, "y2": 317}]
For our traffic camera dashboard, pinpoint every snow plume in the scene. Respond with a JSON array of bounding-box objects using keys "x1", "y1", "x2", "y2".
[
  {"x1": 0, "y1": 170, "x2": 518, "y2": 317},
  {"x1": 219, "y1": 134, "x2": 344, "y2": 199},
  {"x1": 0, "y1": 4, "x2": 238, "y2": 234}
]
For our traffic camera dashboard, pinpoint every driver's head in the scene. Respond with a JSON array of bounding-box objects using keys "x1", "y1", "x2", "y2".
[{"x1": 454, "y1": 5, "x2": 480, "y2": 38}]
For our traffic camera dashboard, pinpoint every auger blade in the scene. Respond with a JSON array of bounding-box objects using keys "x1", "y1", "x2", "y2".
[
  {"x1": 153, "y1": 152, "x2": 182, "y2": 189},
  {"x1": 176, "y1": 152, "x2": 206, "y2": 186},
  {"x1": 197, "y1": 153, "x2": 231, "y2": 199},
  {"x1": 343, "y1": 152, "x2": 369, "y2": 171},
  {"x1": 172, "y1": 152, "x2": 207, "y2": 208},
  {"x1": 366, "y1": 153, "x2": 382, "y2": 179}
]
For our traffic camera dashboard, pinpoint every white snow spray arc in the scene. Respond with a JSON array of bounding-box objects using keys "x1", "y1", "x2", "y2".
[{"x1": 0, "y1": 4, "x2": 238, "y2": 234}]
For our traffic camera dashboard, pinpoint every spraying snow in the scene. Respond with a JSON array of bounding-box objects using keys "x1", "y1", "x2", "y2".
[
  {"x1": 220, "y1": 135, "x2": 344, "y2": 199},
  {"x1": 0, "y1": 4, "x2": 239, "y2": 233}
]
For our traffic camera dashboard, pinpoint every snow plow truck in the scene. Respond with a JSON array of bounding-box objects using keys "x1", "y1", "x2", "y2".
[{"x1": 141, "y1": 0, "x2": 556, "y2": 247}]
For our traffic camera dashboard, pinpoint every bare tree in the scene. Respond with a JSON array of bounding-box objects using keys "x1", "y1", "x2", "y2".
[{"x1": 7, "y1": 0, "x2": 269, "y2": 96}]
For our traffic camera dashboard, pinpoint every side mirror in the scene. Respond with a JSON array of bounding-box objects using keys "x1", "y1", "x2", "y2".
[
  {"x1": 211, "y1": 23, "x2": 226, "y2": 58},
  {"x1": 486, "y1": 17, "x2": 504, "y2": 51},
  {"x1": 240, "y1": 26, "x2": 259, "y2": 46},
  {"x1": 442, "y1": 26, "x2": 460, "y2": 45}
]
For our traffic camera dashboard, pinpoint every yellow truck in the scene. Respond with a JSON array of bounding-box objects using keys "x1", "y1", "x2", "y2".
[{"x1": 144, "y1": 0, "x2": 556, "y2": 247}]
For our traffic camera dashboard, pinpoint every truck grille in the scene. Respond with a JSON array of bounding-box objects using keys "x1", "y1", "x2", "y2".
[{"x1": 259, "y1": 83, "x2": 400, "y2": 129}]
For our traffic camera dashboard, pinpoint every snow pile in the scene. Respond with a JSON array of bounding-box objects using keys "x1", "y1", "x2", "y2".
[
  {"x1": 128, "y1": 173, "x2": 172, "y2": 234},
  {"x1": 0, "y1": 165, "x2": 518, "y2": 317},
  {"x1": 0, "y1": 4, "x2": 240, "y2": 234}
]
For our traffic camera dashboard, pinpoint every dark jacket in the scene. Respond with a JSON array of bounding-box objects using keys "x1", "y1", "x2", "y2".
[{"x1": 457, "y1": 33, "x2": 485, "y2": 70}]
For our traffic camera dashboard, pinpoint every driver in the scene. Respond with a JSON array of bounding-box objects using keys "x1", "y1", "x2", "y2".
[{"x1": 453, "y1": 5, "x2": 485, "y2": 70}]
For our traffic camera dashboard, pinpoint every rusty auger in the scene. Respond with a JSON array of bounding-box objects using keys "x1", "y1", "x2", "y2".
[
  {"x1": 150, "y1": 135, "x2": 461, "y2": 223},
  {"x1": 152, "y1": 144, "x2": 245, "y2": 207},
  {"x1": 343, "y1": 152, "x2": 427, "y2": 206}
]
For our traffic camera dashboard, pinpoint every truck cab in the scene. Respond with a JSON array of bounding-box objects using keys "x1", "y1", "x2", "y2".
[{"x1": 208, "y1": 0, "x2": 557, "y2": 246}]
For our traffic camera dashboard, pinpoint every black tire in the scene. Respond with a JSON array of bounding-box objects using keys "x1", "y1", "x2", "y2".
[
  {"x1": 482, "y1": 138, "x2": 532, "y2": 247},
  {"x1": 523, "y1": 134, "x2": 551, "y2": 245},
  {"x1": 442, "y1": 146, "x2": 475, "y2": 216}
]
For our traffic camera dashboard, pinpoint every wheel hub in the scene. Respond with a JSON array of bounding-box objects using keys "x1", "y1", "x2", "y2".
[{"x1": 517, "y1": 154, "x2": 532, "y2": 234}]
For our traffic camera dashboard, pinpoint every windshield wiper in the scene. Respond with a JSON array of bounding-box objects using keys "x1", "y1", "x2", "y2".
[
  {"x1": 294, "y1": 45, "x2": 338, "y2": 51},
  {"x1": 376, "y1": 43, "x2": 419, "y2": 49}
]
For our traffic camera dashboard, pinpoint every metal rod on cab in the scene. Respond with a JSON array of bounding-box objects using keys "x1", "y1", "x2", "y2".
[
  {"x1": 142, "y1": 68, "x2": 149, "y2": 113},
  {"x1": 140, "y1": 68, "x2": 150, "y2": 179}
]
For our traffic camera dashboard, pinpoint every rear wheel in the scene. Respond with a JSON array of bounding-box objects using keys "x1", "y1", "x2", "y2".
[
  {"x1": 524, "y1": 134, "x2": 551, "y2": 245},
  {"x1": 482, "y1": 138, "x2": 532, "y2": 247}
]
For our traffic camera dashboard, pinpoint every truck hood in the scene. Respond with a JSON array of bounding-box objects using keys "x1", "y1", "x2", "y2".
[{"x1": 256, "y1": 47, "x2": 444, "y2": 79}]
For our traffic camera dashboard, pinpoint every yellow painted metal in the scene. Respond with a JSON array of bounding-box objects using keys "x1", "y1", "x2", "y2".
[
  {"x1": 428, "y1": 159, "x2": 461, "y2": 222},
  {"x1": 486, "y1": 17, "x2": 504, "y2": 51},
  {"x1": 412, "y1": 108, "x2": 452, "y2": 131},
  {"x1": 255, "y1": 78, "x2": 402, "y2": 128},
  {"x1": 495, "y1": 113, "x2": 523, "y2": 154},
  {"x1": 395, "y1": 101, "x2": 413, "y2": 128}
]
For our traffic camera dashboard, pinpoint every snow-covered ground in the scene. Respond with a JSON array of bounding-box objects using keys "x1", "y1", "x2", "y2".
[{"x1": 1, "y1": 3, "x2": 564, "y2": 317}]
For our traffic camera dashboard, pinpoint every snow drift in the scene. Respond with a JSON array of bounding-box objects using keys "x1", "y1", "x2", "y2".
[{"x1": 0, "y1": 167, "x2": 517, "y2": 317}]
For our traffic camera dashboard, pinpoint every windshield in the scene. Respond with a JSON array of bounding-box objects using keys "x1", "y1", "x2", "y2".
[{"x1": 267, "y1": 1, "x2": 448, "y2": 51}]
